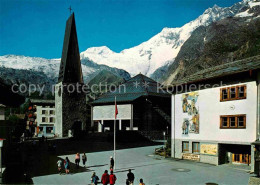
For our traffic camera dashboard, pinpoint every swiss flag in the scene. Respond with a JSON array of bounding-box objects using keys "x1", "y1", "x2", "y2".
[{"x1": 115, "y1": 97, "x2": 118, "y2": 119}]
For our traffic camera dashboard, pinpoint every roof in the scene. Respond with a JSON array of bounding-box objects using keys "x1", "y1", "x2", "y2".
[
  {"x1": 92, "y1": 74, "x2": 170, "y2": 104},
  {"x1": 58, "y1": 13, "x2": 83, "y2": 84},
  {"x1": 171, "y1": 55, "x2": 260, "y2": 86},
  {"x1": 30, "y1": 99, "x2": 55, "y2": 105}
]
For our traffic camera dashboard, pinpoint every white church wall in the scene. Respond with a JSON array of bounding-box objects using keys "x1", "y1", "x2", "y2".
[
  {"x1": 93, "y1": 104, "x2": 132, "y2": 120},
  {"x1": 55, "y1": 83, "x2": 63, "y2": 137},
  {"x1": 172, "y1": 81, "x2": 257, "y2": 144}
]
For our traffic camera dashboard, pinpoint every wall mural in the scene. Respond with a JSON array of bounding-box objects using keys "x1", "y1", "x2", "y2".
[
  {"x1": 182, "y1": 92, "x2": 199, "y2": 134},
  {"x1": 200, "y1": 144, "x2": 218, "y2": 155}
]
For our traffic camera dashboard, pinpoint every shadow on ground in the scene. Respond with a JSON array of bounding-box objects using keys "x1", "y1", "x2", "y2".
[{"x1": 3, "y1": 131, "x2": 160, "y2": 184}]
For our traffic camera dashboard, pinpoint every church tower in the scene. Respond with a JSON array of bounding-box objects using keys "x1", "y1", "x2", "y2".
[{"x1": 55, "y1": 13, "x2": 87, "y2": 137}]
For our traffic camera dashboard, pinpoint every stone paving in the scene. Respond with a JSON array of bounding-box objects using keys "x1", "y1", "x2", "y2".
[{"x1": 33, "y1": 145, "x2": 253, "y2": 185}]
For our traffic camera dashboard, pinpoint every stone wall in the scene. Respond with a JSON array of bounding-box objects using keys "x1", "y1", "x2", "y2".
[{"x1": 62, "y1": 86, "x2": 87, "y2": 137}]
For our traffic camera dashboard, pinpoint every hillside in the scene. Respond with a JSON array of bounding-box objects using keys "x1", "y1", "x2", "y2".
[{"x1": 162, "y1": 1, "x2": 260, "y2": 85}]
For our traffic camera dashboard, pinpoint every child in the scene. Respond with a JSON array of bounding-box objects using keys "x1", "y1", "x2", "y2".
[
  {"x1": 139, "y1": 178, "x2": 145, "y2": 185},
  {"x1": 57, "y1": 159, "x2": 63, "y2": 174}
]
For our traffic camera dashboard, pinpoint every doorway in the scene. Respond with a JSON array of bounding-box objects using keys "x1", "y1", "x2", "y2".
[
  {"x1": 232, "y1": 153, "x2": 251, "y2": 164},
  {"x1": 72, "y1": 120, "x2": 83, "y2": 137}
]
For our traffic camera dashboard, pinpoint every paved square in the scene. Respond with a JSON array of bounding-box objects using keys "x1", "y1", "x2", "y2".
[{"x1": 33, "y1": 145, "x2": 251, "y2": 185}]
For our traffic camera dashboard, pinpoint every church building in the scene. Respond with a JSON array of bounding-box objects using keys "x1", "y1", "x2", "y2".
[
  {"x1": 91, "y1": 74, "x2": 171, "y2": 138},
  {"x1": 55, "y1": 13, "x2": 87, "y2": 137},
  {"x1": 170, "y1": 55, "x2": 260, "y2": 173}
]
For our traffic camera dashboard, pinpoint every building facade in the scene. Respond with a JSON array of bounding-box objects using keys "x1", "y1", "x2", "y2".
[
  {"x1": 170, "y1": 56, "x2": 260, "y2": 172},
  {"x1": 27, "y1": 99, "x2": 56, "y2": 137},
  {"x1": 92, "y1": 74, "x2": 171, "y2": 138}
]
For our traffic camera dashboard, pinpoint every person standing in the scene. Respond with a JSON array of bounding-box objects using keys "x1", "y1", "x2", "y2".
[
  {"x1": 91, "y1": 172, "x2": 99, "y2": 185},
  {"x1": 64, "y1": 157, "x2": 70, "y2": 174},
  {"x1": 127, "y1": 169, "x2": 135, "y2": 185},
  {"x1": 109, "y1": 171, "x2": 117, "y2": 185},
  {"x1": 110, "y1": 156, "x2": 114, "y2": 171},
  {"x1": 101, "y1": 170, "x2": 110, "y2": 185},
  {"x1": 57, "y1": 159, "x2": 63, "y2": 175},
  {"x1": 139, "y1": 179, "x2": 145, "y2": 185},
  {"x1": 75, "y1": 153, "x2": 80, "y2": 168},
  {"x1": 82, "y1": 153, "x2": 87, "y2": 167}
]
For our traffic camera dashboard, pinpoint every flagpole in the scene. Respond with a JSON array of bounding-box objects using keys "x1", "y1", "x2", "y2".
[{"x1": 114, "y1": 96, "x2": 116, "y2": 170}]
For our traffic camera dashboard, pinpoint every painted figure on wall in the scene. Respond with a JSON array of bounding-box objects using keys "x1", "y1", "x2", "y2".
[
  {"x1": 182, "y1": 118, "x2": 189, "y2": 134},
  {"x1": 181, "y1": 92, "x2": 199, "y2": 134},
  {"x1": 182, "y1": 94, "x2": 189, "y2": 113}
]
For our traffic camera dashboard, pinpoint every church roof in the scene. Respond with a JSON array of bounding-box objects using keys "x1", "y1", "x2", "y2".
[
  {"x1": 58, "y1": 13, "x2": 83, "y2": 84},
  {"x1": 170, "y1": 55, "x2": 260, "y2": 86},
  {"x1": 92, "y1": 74, "x2": 170, "y2": 104}
]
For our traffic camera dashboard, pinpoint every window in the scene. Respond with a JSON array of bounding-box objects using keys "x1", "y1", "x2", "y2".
[
  {"x1": 229, "y1": 117, "x2": 236, "y2": 127},
  {"x1": 46, "y1": 127, "x2": 53, "y2": 134},
  {"x1": 220, "y1": 115, "x2": 246, "y2": 129},
  {"x1": 42, "y1": 117, "x2": 46, "y2": 122},
  {"x1": 182, "y1": 141, "x2": 189, "y2": 152},
  {"x1": 42, "y1": 110, "x2": 46, "y2": 114},
  {"x1": 50, "y1": 110, "x2": 55, "y2": 115},
  {"x1": 192, "y1": 142, "x2": 200, "y2": 153},
  {"x1": 221, "y1": 89, "x2": 228, "y2": 100},
  {"x1": 50, "y1": 117, "x2": 55, "y2": 123},
  {"x1": 220, "y1": 85, "x2": 246, "y2": 101}
]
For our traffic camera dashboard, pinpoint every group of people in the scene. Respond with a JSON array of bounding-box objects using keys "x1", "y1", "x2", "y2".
[
  {"x1": 75, "y1": 152, "x2": 87, "y2": 168},
  {"x1": 56, "y1": 153, "x2": 87, "y2": 174},
  {"x1": 57, "y1": 154, "x2": 145, "y2": 185},
  {"x1": 91, "y1": 170, "x2": 116, "y2": 185},
  {"x1": 57, "y1": 157, "x2": 71, "y2": 174},
  {"x1": 92, "y1": 169, "x2": 145, "y2": 185}
]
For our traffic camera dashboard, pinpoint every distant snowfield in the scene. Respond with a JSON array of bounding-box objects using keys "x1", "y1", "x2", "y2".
[
  {"x1": 235, "y1": 1, "x2": 259, "y2": 17},
  {"x1": 80, "y1": 0, "x2": 252, "y2": 77}
]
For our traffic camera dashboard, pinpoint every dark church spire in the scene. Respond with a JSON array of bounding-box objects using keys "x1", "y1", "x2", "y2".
[{"x1": 58, "y1": 13, "x2": 83, "y2": 83}]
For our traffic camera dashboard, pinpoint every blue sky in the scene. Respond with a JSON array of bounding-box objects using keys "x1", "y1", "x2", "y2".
[{"x1": 0, "y1": 0, "x2": 240, "y2": 59}]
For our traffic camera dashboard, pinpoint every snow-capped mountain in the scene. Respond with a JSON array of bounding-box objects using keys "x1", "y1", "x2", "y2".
[
  {"x1": 0, "y1": 55, "x2": 131, "y2": 89},
  {"x1": 0, "y1": 0, "x2": 256, "y2": 89},
  {"x1": 80, "y1": 0, "x2": 252, "y2": 77}
]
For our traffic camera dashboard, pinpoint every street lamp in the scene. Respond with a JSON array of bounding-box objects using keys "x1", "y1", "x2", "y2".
[{"x1": 0, "y1": 138, "x2": 5, "y2": 179}]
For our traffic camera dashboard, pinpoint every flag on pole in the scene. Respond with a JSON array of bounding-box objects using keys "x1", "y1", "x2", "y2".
[{"x1": 115, "y1": 96, "x2": 118, "y2": 119}]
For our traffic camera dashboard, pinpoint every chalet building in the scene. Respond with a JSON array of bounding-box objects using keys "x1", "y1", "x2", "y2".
[
  {"x1": 170, "y1": 55, "x2": 260, "y2": 173},
  {"x1": 91, "y1": 74, "x2": 171, "y2": 137},
  {"x1": 27, "y1": 99, "x2": 56, "y2": 137}
]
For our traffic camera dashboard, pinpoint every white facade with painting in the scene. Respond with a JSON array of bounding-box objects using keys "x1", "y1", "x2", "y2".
[{"x1": 170, "y1": 57, "x2": 260, "y2": 172}]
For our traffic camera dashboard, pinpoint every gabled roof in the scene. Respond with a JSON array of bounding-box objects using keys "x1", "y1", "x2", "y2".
[
  {"x1": 171, "y1": 55, "x2": 260, "y2": 86},
  {"x1": 58, "y1": 13, "x2": 83, "y2": 83},
  {"x1": 92, "y1": 74, "x2": 170, "y2": 104}
]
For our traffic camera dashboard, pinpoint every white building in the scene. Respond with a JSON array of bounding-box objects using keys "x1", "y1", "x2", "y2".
[
  {"x1": 29, "y1": 99, "x2": 56, "y2": 137},
  {"x1": 170, "y1": 56, "x2": 260, "y2": 172}
]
